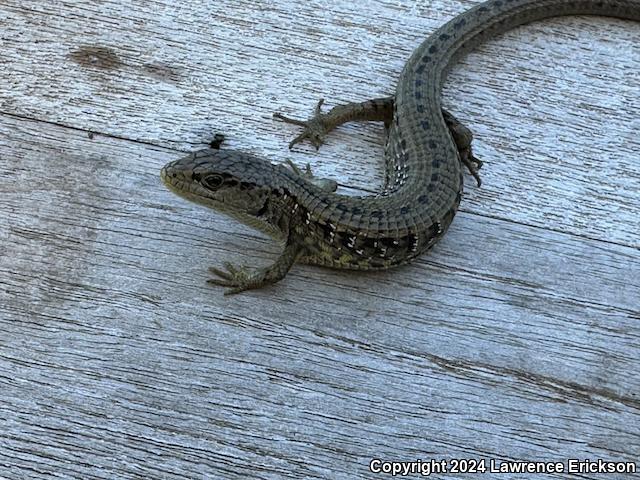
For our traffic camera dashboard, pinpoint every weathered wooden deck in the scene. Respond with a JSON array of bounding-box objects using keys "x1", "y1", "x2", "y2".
[{"x1": 1, "y1": 0, "x2": 638, "y2": 478}]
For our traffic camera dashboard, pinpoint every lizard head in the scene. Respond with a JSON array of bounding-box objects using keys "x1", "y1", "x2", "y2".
[{"x1": 161, "y1": 149, "x2": 284, "y2": 238}]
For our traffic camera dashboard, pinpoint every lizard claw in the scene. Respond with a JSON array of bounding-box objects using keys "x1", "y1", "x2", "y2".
[
  {"x1": 442, "y1": 109, "x2": 483, "y2": 187},
  {"x1": 460, "y1": 147, "x2": 483, "y2": 187},
  {"x1": 284, "y1": 159, "x2": 311, "y2": 177},
  {"x1": 273, "y1": 98, "x2": 330, "y2": 150},
  {"x1": 208, "y1": 262, "x2": 267, "y2": 295},
  {"x1": 284, "y1": 159, "x2": 338, "y2": 193}
]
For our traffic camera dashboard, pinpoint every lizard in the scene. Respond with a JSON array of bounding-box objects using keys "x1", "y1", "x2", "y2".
[{"x1": 161, "y1": 0, "x2": 639, "y2": 294}]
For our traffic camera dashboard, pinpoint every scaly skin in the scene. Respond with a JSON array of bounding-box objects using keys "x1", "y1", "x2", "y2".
[{"x1": 161, "y1": 0, "x2": 640, "y2": 294}]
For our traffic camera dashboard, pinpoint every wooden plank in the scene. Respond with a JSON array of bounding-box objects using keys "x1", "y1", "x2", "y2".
[{"x1": 0, "y1": 0, "x2": 639, "y2": 478}]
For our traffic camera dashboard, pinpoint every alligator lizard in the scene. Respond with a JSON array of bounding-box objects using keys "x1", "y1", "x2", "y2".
[{"x1": 161, "y1": 0, "x2": 639, "y2": 294}]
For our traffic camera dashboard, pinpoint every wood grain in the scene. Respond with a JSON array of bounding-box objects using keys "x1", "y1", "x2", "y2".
[{"x1": 0, "y1": 0, "x2": 638, "y2": 478}]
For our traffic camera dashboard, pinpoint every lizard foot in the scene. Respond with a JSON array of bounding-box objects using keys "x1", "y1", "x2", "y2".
[
  {"x1": 459, "y1": 146, "x2": 483, "y2": 187},
  {"x1": 442, "y1": 109, "x2": 483, "y2": 187},
  {"x1": 273, "y1": 98, "x2": 331, "y2": 150},
  {"x1": 284, "y1": 159, "x2": 337, "y2": 192},
  {"x1": 207, "y1": 262, "x2": 267, "y2": 295}
]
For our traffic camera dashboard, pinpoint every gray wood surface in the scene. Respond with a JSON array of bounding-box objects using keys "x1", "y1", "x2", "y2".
[{"x1": 1, "y1": 0, "x2": 638, "y2": 478}]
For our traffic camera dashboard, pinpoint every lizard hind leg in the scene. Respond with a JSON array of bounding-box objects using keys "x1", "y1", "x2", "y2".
[{"x1": 442, "y1": 109, "x2": 483, "y2": 187}]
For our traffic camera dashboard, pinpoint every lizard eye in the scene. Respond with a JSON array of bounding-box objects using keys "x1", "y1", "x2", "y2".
[{"x1": 202, "y1": 174, "x2": 224, "y2": 190}]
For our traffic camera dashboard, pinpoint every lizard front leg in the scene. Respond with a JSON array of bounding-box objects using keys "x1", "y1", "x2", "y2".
[
  {"x1": 274, "y1": 97, "x2": 395, "y2": 149},
  {"x1": 208, "y1": 240, "x2": 305, "y2": 295}
]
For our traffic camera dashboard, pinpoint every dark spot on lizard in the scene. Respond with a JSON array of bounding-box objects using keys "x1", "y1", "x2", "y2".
[
  {"x1": 336, "y1": 203, "x2": 349, "y2": 212},
  {"x1": 370, "y1": 210, "x2": 384, "y2": 219},
  {"x1": 341, "y1": 235, "x2": 357, "y2": 249},
  {"x1": 352, "y1": 206, "x2": 363, "y2": 215},
  {"x1": 400, "y1": 206, "x2": 410, "y2": 215},
  {"x1": 416, "y1": 104, "x2": 424, "y2": 113},
  {"x1": 407, "y1": 233, "x2": 418, "y2": 247},
  {"x1": 439, "y1": 33, "x2": 449, "y2": 41},
  {"x1": 364, "y1": 237, "x2": 379, "y2": 248},
  {"x1": 454, "y1": 19, "x2": 466, "y2": 29},
  {"x1": 428, "y1": 45, "x2": 438, "y2": 53},
  {"x1": 320, "y1": 222, "x2": 335, "y2": 238},
  {"x1": 421, "y1": 120, "x2": 430, "y2": 130},
  {"x1": 418, "y1": 194, "x2": 428, "y2": 204},
  {"x1": 428, "y1": 140, "x2": 437, "y2": 149},
  {"x1": 416, "y1": 65, "x2": 425, "y2": 74},
  {"x1": 379, "y1": 237, "x2": 393, "y2": 248},
  {"x1": 256, "y1": 199, "x2": 269, "y2": 217}
]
